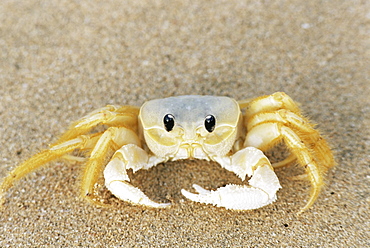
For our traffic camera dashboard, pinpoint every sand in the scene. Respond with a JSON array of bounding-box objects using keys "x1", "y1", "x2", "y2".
[{"x1": 0, "y1": 0, "x2": 369, "y2": 247}]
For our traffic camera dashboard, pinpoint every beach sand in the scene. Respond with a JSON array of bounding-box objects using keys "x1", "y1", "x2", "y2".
[{"x1": 0, "y1": 0, "x2": 369, "y2": 246}]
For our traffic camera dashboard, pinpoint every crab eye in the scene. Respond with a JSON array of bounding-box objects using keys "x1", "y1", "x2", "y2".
[
  {"x1": 163, "y1": 114, "x2": 175, "y2": 132},
  {"x1": 204, "y1": 115, "x2": 216, "y2": 133}
]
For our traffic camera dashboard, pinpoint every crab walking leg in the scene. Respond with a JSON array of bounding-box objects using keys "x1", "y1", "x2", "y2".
[
  {"x1": 244, "y1": 122, "x2": 326, "y2": 213},
  {"x1": 246, "y1": 110, "x2": 315, "y2": 133},
  {"x1": 241, "y1": 92, "x2": 301, "y2": 120},
  {"x1": 270, "y1": 154, "x2": 297, "y2": 169},
  {"x1": 181, "y1": 147, "x2": 281, "y2": 210},
  {"x1": 246, "y1": 109, "x2": 335, "y2": 170},
  {"x1": 0, "y1": 134, "x2": 97, "y2": 205},
  {"x1": 247, "y1": 109, "x2": 334, "y2": 162},
  {"x1": 56, "y1": 105, "x2": 139, "y2": 144},
  {"x1": 104, "y1": 145, "x2": 170, "y2": 207},
  {"x1": 80, "y1": 127, "x2": 141, "y2": 200}
]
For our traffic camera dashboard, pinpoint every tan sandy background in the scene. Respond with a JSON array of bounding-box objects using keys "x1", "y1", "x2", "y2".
[{"x1": 0, "y1": 0, "x2": 369, "y2": 247}]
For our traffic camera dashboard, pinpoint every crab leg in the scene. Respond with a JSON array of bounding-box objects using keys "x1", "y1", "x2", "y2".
[
  {"x1": 246, "y1": 109, "x2": 334, "y2": 168},
  {"x1": 241, "y1": 92, "x2": 301, "y2": 120},
  {"x1": 241, "y1": 92, "x2": 335, "y2": 213},
  {"x1": 243, "y1": 92, "x2": 334, "y2": 169},
  {"x1": 103, "y1": 145, "x2": 170, "y2": 207},
  {"x1": 244, "y1": 122, "x2": 331, "y2": 213},
  {"x1": 181, "y1": 147, "x2": 281, "y2": 210},
  {"x1": 55, "y1": 105, "x2": 139, "y2": 144},
  {"x1": 80, "y1": 127, "x2": 141, "y2": 201},
  {"x1": 0, "y1": 133, "x2": 99, "y2": 205}
]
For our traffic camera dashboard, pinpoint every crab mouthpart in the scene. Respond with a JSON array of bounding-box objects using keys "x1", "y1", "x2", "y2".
[{"x1": 173, "y1": 141, "x2": 209, "y2": 160}]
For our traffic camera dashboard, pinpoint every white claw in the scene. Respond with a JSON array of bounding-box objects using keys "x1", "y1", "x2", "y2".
[
  {"x1": 192, "y1": 184, "x2": 211, "y2": 195},
  {"x1": 181, "y1": 161, "x2": 281, "y2": 210},
  {"x1": 104, "y1": 147, "x2": 170, "y2": 208},
  {"x1": 181, "y1": 184, "x2": 211, "y2": 203},
  {"x1": 181, "y1": 183, "x2": 277, "y2": 210},
  {"x1": 107, "y1": 181, "x2": 171, "y2": 208}
]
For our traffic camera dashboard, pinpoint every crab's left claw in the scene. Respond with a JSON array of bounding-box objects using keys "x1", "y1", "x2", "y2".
[
  {"x1": 181, "y1": 147, "x2": 281, "y2": 210},
  {"x1": 181, "y1": 183, "x2": 276, "y2": 210}
]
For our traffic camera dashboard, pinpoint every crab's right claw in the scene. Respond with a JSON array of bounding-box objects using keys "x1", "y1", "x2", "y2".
[
  {"x1": 106, "y1": 180, "x2": 171, "y2": 208},
  {"x1": 104, "y1": 144, "x2": 170, "y2": 208}
]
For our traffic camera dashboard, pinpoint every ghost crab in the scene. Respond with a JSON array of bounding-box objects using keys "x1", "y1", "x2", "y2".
[{"x1": 0, "y1": 92, "x2": 335, "y2": 213}]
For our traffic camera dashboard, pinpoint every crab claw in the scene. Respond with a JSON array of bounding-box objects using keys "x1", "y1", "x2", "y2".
[
  {"x1": 106, "y1": 181, "x2": 171, "y2": 208},
  {"x1": 181, "y1": 184, "x2": 275, "y2": 210},
  {"x1": 104, "y1": 144, "x2": 171, "y2": 208},
  {"x1": 181, "y1": 161, "x2": 281, "y2": 210}
]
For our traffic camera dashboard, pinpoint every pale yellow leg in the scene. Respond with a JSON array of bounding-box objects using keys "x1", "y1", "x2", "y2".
[
  {"x1": 55, "y1": 105, "x2": 139, "y2": 144},
  {"x1": 240, "y1": 92, "x2": 301, "y2": 121},
  {"x1": 1, "y1": 105, "x2": 141, "y2": 207},
  {"x1": 271, "y1": 154, "x2": 297, "y2": 169},
  {"x1": 80, "y1": 127, "x2": 141, "y2": 203},
  {"x1": 244, "y1": 121, "x2": 333, "y2": 214},
  {"x1": 241, "y1": 92, "x2": 335, "y2": 213},
  {"x1": 0, "y1": 134, "x2": 99, "y2": 205},
  {"x1": 246, "y1": 108, "x2": 335, "y2": 170},
  {"x1": 246, "y1": 109, "x2": 316, "y2": 169},
  {"x1": 246, "y1": 109, "x2": 314, "y2": 132}
]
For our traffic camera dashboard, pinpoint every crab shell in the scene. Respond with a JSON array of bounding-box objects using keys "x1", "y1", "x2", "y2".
[{"x1": 139, "y1": 95, "x2": 242, "y2": 160}]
